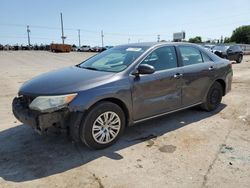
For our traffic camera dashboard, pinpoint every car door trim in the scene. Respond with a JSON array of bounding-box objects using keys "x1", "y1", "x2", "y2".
[{"x1": 133, "y1": 102, "x2": 202, "y2": 123}]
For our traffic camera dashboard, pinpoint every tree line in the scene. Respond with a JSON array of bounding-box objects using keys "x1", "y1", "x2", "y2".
[{"x1": 188, "y1": 25, "x2": 250, "y2": 44}]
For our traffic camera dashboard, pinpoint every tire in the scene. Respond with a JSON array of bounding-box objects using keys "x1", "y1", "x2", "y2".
[
  {"x1": 200, "y1": 82, "x2": 223, "y2": 112},
  {"x1": 79, "y1": 102, "x2": 125, "y2": 149},
  {"x1": 236, "y1": 54, "x2": 243, "y2": 63}
]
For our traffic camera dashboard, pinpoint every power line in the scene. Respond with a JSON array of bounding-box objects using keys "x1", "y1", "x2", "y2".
[
  {"x1": 0, "y1": 16, "x2": 249, "y2": 38},
  {"x1": 0, "y1": 14, "x2": 249, "y2": 45}
]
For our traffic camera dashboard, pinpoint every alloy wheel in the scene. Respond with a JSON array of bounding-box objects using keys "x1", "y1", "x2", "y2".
[{"x1": 92, "y1": 111, "x2": 121, "y2": 144}]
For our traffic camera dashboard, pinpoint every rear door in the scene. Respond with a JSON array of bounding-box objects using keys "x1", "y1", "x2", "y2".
[
  {"x1": 131, "y1": 46, "x2": 183, "y2": 121},
  {"x1": 177, "y1": 46, "x2": 215, "y2": 106}
]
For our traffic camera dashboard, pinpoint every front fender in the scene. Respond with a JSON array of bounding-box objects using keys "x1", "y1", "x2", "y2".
[{"x1": 68, "y1": 80, "x2": 133, "y2": 122}]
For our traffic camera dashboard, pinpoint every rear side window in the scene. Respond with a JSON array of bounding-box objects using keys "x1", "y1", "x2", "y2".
[
  {"x1": 141, "y1": 46, "x2": 177, "y2": 71},
  {"x1": 179, "y1": 46, "x2": 203, "y2": 66},
  {"x1": 201, "y1": 52, "x2": 212, "y2": 62}
]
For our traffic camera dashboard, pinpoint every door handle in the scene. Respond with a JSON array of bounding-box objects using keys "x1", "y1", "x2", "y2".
[
  {"x1": 174, "y1": 73, "x2": 183, "y2": 79},
  {"x1": 208, "y1": 66, "x2": 214, "y2": 71}
]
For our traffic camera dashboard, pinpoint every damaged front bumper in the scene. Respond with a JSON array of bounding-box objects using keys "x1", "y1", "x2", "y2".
[{"x1": 12, "y1": 96, "x2": 71, "y2": 133}]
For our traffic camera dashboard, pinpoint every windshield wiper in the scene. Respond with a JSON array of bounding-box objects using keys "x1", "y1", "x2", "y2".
[
  {"x1": 76, "y1": 65, "x2": 99, "y2": 71},
  {"x1": 82, "y1": 66, "x2": 99, "y2": 71}
]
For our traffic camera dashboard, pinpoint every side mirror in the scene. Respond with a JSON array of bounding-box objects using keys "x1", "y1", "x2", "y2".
[{"x1": 132, "y1": 64, "x2": 155, "y2": 76}]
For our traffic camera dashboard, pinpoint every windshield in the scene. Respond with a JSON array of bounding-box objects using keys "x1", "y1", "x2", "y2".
[
  {"x1": 78, "y1": 46, "x2": 148, "y2": 72},
  {"x1": 213, "y1": 46, "x2": 229, "y2": 51}
]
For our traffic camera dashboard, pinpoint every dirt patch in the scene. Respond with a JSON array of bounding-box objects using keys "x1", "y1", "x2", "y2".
[{"x1": 159, "y1": 145, "x2": 176, "y2": 153}]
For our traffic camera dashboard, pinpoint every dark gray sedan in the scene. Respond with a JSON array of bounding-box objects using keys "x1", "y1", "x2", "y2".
[{"x1": 12, "y1": 42, "x2": 233, "y2": 149}]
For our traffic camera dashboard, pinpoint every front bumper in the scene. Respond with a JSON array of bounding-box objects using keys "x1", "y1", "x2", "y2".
[{"x1": 12, "y1": 97, "x2": 67, "y2": 132}]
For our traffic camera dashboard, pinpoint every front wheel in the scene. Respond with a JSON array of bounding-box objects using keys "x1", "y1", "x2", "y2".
[
  {"x1": 200, "y1": 82, "x2": 223, "y2": 111},
  {"x1": 80, "y1": 102, "x2": 125, "y2": 149},
  {"x1": 236, "y1": 54, "x2": 243, "y2": 63}
]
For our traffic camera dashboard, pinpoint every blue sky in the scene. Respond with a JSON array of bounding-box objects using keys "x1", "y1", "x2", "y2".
[{"x1": 0, "y1": 0, "x2": 250, "y2": 46}]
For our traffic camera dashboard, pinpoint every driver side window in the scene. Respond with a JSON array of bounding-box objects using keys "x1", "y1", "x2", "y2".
[{"x1": 141, "y1": 46, "x2": 177, "y2": 71}]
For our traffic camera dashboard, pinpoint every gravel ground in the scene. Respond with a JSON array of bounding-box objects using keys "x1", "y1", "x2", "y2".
[{"x1": 0, "y1": 51, "x2": 249, "y2": 188}]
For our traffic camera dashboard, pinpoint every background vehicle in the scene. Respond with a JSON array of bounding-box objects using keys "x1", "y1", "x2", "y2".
[
  {"x1": 12, "y1": 42, "x2": 233, "y2": 149},
  {"x1": 3, "y1": 45, "x2": 13, "y2": 50},
  {"x1": 90, "y1": 46, "x2": 107, "y2": 52},
  {"x1": 21, "y1": 45, "x2": 30, "y2": 50},
  {"x1": 90, "y1": 46, "x2": 99, "y2": 52},
  {"x1": 78, "y1": 45, "x2": 91, "y2": 52},
  {"x1": 13, "y1": 45, "x2": 19, "y2": 51},
  {"x1": 105, "y1": 46, "x2": 114, "y2": 50},
  {"x1": 202, "y1": 44, "x2": 215, "y2": 52},
  {"x1": 212, "y1": 45, "x2": 243, "y2": 63},
  {"x1": 71, "y1": 45, "x2": 78, "y2": 51}
]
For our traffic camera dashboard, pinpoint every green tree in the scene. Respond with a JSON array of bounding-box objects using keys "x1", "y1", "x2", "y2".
[
  {"x1": 188, "y1": 36, "x2": 202, "y2": 43},
  {"x1": 230, "y1": 25, "x2": 250, "y2": 44},
  {"x1": 224, "y1": 37, "x2": 231, "y2": 43}
]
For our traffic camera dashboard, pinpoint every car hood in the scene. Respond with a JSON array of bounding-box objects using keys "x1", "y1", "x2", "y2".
[
  {"x1": 212, "y1": 48, "x2": 227, "y2": 53},
  {"x1": 19, "y1": 66, "x2": 116, "y2": 96}
]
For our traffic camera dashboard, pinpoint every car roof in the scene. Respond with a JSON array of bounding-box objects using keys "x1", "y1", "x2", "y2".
[
  {"x1": 214, "y1": 44, "x2": 241, "y2": 47},
  {"x1": 116, "y1": 42, "x2": 198, "y2": 48}
]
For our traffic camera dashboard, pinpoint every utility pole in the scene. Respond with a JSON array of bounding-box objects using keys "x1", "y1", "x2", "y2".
[
  {"x1": 220, "y1": 35, "x2": 223, "y2": 43},
  {"x1": 157, "y1": 34, "x2": 160, "y2": 42},
  {"x1": 60, "y1": 13, "x2": 66, "y2": 44},
  {"x1": 78, "y1": 29, "x2": 81, "y2": 48},
  {"x1": 101, "y1": 30, "x2": 104, "y2": 47},
  {"x1": 128, "y1": 38, "x2": 130, "y2": 44},
  {"x1": 27, "y1": 25, "x2": 31, "y2": 46}
]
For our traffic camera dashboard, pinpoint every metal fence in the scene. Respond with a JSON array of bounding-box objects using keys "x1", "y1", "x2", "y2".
[{"x1": 238, "y1": 44, "x2": 250, "y2": 54}]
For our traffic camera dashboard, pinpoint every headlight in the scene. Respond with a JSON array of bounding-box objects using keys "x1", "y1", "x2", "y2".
[{"x1": 29, "y1": 93, "x2": 77, "y2": 112}]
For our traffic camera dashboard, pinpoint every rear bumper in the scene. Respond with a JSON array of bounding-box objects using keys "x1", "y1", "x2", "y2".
[{"x1": 12, "y1": 97, "x2": 67, "y2": 132}]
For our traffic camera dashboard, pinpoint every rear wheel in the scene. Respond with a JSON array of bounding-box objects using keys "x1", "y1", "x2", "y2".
[
  {"x1": 201, "y1": 82, "x2": 223, "y2": 111},
  {"x1": 79, "y1": 102, "x2": 125, "y2": 149}
]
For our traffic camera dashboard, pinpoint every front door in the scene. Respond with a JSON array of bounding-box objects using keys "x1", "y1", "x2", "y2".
[{"x1": 131, "y1": 46, "x2": 182, "y2": 121}]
